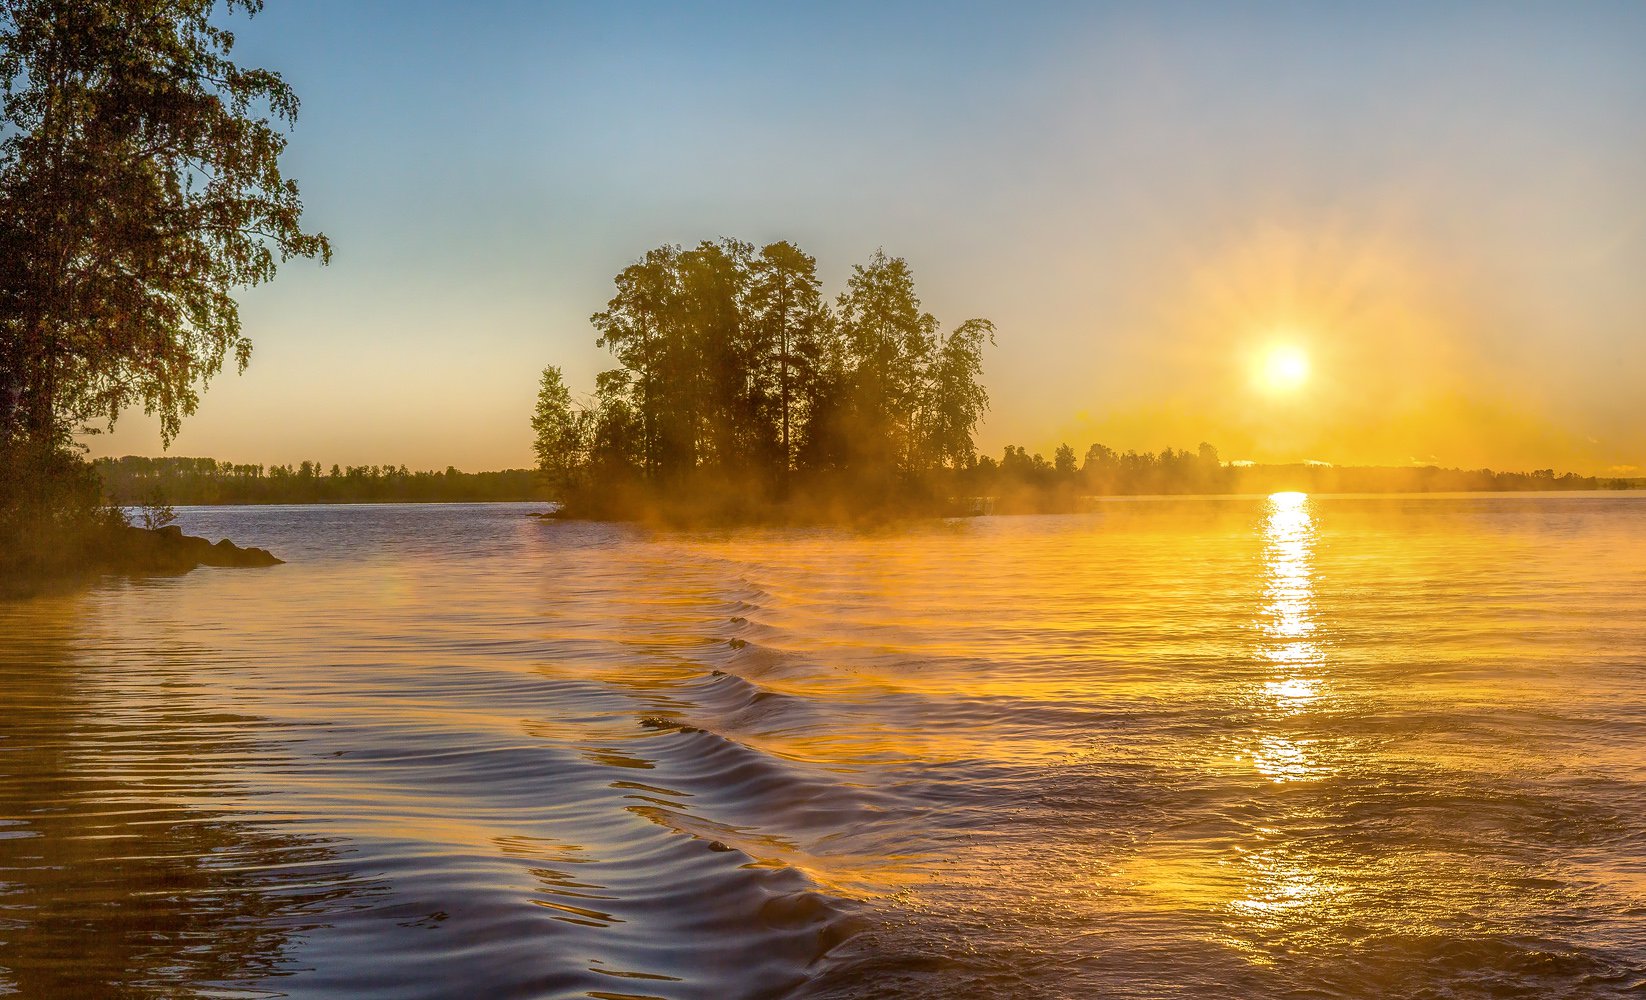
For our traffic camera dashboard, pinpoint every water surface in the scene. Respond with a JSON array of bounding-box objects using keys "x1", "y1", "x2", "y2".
[{"x1": 2, "y1": 494, "x2": 1644, "y2": 998}]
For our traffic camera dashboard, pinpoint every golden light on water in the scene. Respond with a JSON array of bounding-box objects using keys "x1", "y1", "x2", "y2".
[
  {"x1": 1261, "y1": 490, "x2": 1317, "y2": 656},
  {"x1": 1112, "y1": 492, "x2": 1341, "y2": 927},
  {"x1": 10, "y1": 495, "x2": 1645, "y2": 994},
  {"x1": 1237, "y1": 492, "x2": 1341, "y2": 935},
  {"x1": 1253, "y1": 490, "x2": 1326, "y2": 779}
]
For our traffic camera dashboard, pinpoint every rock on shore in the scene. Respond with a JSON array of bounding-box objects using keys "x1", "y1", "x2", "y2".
[{"x1": 111, "y1": 524, "x2": 284, "y2": 573}]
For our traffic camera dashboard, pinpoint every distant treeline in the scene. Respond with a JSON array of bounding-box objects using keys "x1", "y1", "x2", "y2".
[
  {"x1": 962, "y1": 443, "x2": 1228, "y2": 499},
  {"x1": 95, "y1": 457, "x2": 539, "y2": 505},
  {"x1": 94, "y1": 449, "x2": 1637, "y2": 510},
  {"x1": 1226, "y1": 463, "x2": 1637, "y2": 496},
  {"x1": 951, "y1": 442, "x2": 1638, "y2": 512}
]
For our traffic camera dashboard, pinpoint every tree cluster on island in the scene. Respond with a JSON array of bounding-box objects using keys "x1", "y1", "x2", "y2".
[{"x1": 532, "y1": 240, "x2": 995, "y2": 521}]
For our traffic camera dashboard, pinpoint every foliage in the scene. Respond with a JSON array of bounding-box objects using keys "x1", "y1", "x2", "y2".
[
  {"x1": 553, "y1": 239, "x2": 996, "y2": 514},
  {"x1": 832, "y1": 249, "x2": 938, "y2": 473},
  {"x1": 0, "y1": 0, "x2": 329, "y2": 446},
  {"x1": 0, "y1": 0, "x2": 326, "y2": 588},
  {"x1": 748, "y1": 241, "x2": 826, "y2": 475},
  {"x1": 925, "y1": 318, "x2": 995, "y2": 471},
  {"x1": 134, "y1": 484, "x2": 175, "y2": 530},
  {"x1": 0, "y1": 430, "x2": 123, "y2": 586},
  {"x1": 530, "y1": 365, "x2": 581, "y2": 490},
  {"x1": 958, "y1": 441, "x2": 1231, "y2": 507}
]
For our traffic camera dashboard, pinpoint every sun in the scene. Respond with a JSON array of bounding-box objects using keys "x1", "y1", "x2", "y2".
[{"x1": 1256, "y1": 345, "x2": 1311, "y2": 392}]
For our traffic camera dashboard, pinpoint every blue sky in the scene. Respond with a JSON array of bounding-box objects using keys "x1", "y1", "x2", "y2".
[{"x1": 92, "y1": 1, "x2": 1646, "y2": 471}]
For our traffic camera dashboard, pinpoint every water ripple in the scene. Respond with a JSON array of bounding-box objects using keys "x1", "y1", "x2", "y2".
[{"x1": 2, "y1": 496, "x2": 1644, "y2": 997}]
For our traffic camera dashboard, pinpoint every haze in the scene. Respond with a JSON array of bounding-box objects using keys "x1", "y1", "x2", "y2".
[{"x1": 86, "y1": 1, "x2": 1646, "y2": 474}]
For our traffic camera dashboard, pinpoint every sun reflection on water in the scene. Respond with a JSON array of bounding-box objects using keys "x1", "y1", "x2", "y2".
[
  {"x1": 1226, "y1": 491, "x2": 1346, "y2": 941},
  {"x1": 1117, "y1": 493, "x2": 1349, "y2": 938},
  {"x1": 1260, "y1": 491, "x2": 1322, "y2": 670},
  {"x1": 1263, "y1": 677, "x2": 1320, "y2": 706},
  {"x1": 1247, "y1": 492, "x2": 1329, "y2": 788}
]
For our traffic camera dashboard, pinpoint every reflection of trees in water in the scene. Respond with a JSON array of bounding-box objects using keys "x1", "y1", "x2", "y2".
[{"x1": 0, "y1": 600, "x2": 370, "y2": 998}]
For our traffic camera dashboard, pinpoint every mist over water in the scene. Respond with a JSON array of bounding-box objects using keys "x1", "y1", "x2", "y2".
[{"x1": 2, "y1": 495, "x2": 1644, "y2": 998}]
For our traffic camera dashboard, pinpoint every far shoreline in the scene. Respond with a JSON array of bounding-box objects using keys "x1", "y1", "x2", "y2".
[{"x1": 142, "y1": 485, "x2": 1642, "y2": 510}]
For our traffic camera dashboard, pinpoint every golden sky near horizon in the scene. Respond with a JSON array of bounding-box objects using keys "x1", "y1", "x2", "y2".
[{"x1": 85, "y1": 4, "x2": 1646, "y2": 475}]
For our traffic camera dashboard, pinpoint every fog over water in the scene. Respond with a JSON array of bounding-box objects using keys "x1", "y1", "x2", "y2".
[{"x1": 3, "y1": 496, "x2": 1644, "y2": 998}]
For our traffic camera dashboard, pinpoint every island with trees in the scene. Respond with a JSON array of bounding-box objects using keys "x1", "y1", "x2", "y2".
[{"x1": 531, "y1": 239, "x2": 997, "y2": 522}]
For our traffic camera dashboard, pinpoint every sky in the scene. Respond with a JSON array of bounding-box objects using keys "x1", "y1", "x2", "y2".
[{"x1": 88, "y1": 1, "x2": 1646, "y2": 473}]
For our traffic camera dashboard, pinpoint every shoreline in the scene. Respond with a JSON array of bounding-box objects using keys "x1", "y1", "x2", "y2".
[
  {"x1": 534, "y1": 486, "x2": 1645, "y2": 529},
  {"x1": 1, "y1": 524, "x2": 282, "y2": 601},
  {"x1": 99, "y1": 482, "x2": 1642, "y2": 510}
]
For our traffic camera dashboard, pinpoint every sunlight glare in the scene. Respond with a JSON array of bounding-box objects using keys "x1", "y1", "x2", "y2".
[{"x1": 1257, "y1": 346, "x2": 1311, "y2": 393}]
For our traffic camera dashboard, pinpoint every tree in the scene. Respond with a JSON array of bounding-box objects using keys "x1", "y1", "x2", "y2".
[
  {"x1": 551, "y1": 238, "x2": 995, "y2": 515},
  {"x1": 922, "y1": 318, "x2": 994, "y2": 470},
  {"x1": 792, "y1": 307, "x2": 849, "y2": 474},
  {"x1": 531, "y1": 365, "x2": 581, "y2": 491},
  {"x1": 590, "y1": 245, "x2": 678, "y2": 477},
  {"x1": 586, "y1": 367, "x2": 641, "y2": 477},
  {"x1": 0, "y1": 0, "x2": 330, "y2": 448},
  {"x1": 1054, "y1": 443, "x2": 1077, "y2": 477},
  {"x1": 835, "y1": 249, "x2": 938, "y2": 474},
  {"x1": 675, "y1": 238, "x2": 760, "y2": 473},
  {"x1": 749, "y1": 240, "x2": 824, "y2": 475}
]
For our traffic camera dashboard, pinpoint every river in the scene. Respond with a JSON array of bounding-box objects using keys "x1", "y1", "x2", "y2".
[{"x1": 2, "y1": 494, "x2": 1643, "y2": 998}]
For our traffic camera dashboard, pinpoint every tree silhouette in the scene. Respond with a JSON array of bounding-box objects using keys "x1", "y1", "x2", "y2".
[
  {"x1": 545, "y1": 240, "x2": 998, "y2": 516},
  {"x1": 0, "y1": 0, "x2": 330, "y2": 446},
  {"x1": 922, "y1": 318, "x2": 994, "y2": 471},
  {"x1": 835, "y1": 249, "x2": 938, "y2": 474},
  {"x1": 531, "y1": 365, "x2": 581, "y2": 492},
  {"x1": 749, "y1": 241, "x2": 825, "y2": 479}
]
